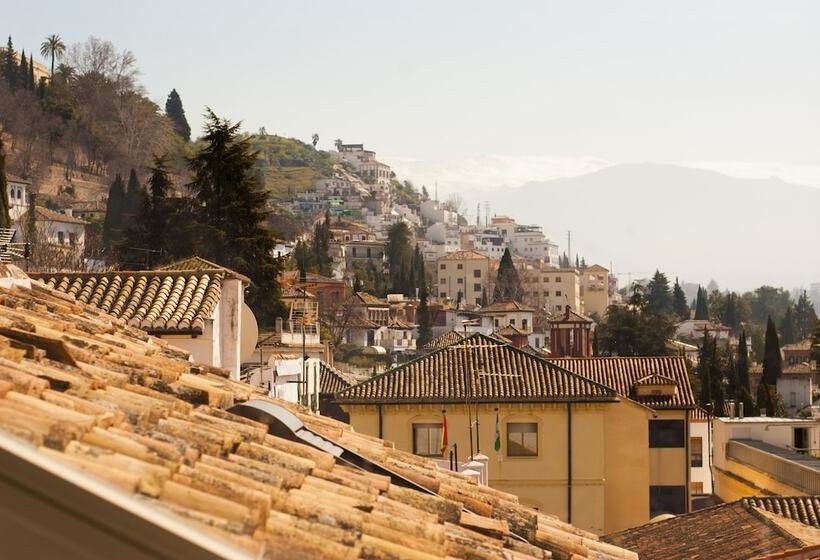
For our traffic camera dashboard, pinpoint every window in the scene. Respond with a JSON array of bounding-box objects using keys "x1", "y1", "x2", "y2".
[
  {"x1": 543, "y1": 291, "x2": 550, "y2": 297},
  {"x1": 649, "y1": 420, "x2": 685, "y2": 448},
  {"x1": 543, "y1": 277, "x2": 550, "y2": 282},
  {"x1": 440, "y1": 264, "x2": 446, "y2": 270},
  {"x1": 57, "y1": 231, "x2": 65, "y2": 244},
  {"x1": 440, "y1": 278, "x2": 446, "y2": 284},
  {"x1": 691, "y1": 482, "x2": 704, "y2": 495},
  {"x1": 555, "y1": 277, "x2": 562, "y2": 283},
  {"x1": 352, "y1": 247, "x2": 358, "y2": 257},
  {"x1": 510, "y1": 319, "x2": 516, "y2": 326},
  {"x1": 690, "y1": 437, "x2": 703, "y2": 467},
  {"x1": 474, "y1": 269, "x2": 481, "y2": 278},
  {"x1": 366, "y1": 248, "x2": 372, "y2": 258},
  {"x1": 474, "y1": 283, "x2": 481, "y2": 292},
  {"x1": 522, "y1": 319, "x2": 528, "y2": 330},
  {"x1": 440, "y1": 292, "x2": 446, "y2": 298},
  {"x1": 68, "y1": 232, "x2": 77, "y2": 246},
  {"x1": 457, "y1": 264, "x2": 463, "y2": 270},
  {"x1": 494, "y1": 319, "x2": 500, "y2": 327},
  {"x1": 650, "y1": 485, "x2": 687, "y2": 517},
  {"x1": 507, "y1": 422, "x2": 538, "y2": 456},
  {"x1": 790, "y1": 392, "x2": 797, "y2": 407},
  {"x1": 457, "y1": 278, "x2": 463, "y2": 284},
  {"x1": 555, "y1": 290, "x2": 562, "y2": 297},
  {"x1": 413, "y1": 423, "x2": 443, "y2": 457}
]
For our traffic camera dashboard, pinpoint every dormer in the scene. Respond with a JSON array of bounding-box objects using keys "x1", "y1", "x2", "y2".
[{"x1": 633, "y1": 374, "x2": 679, "y2": 398}]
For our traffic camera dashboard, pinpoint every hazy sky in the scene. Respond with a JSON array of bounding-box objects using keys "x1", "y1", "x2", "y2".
[{"x1": 11, "y1": 1, "x2": 819, "y2": 189}]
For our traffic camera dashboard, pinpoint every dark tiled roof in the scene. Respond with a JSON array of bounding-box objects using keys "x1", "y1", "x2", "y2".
[
  {"x1": 30, "y1": 271, "x2": 224, "y2": 334},
  {"x1": 546, "y1": 356, "x2": 697, "y2": 410},
  {"x1": 0, "y1": 266, "x2": 633, "y2": 560},
  {"x1": 743, "y1": 497, "x2": 820, "y2": 528},
  {"x1": 336, "y1": 333, "x2": 619, "y2": 404},
  {"x1": 319, "y1": 361, "x2": 356, "y2": 394},
  {"x1": 604, "y1": 500, "x2": 820, "y2": 560}
]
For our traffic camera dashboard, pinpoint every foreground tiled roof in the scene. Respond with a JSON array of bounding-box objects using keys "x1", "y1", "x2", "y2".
[
  {"x1": 604, "y1": 500, "x2": 820, "y2": 560},
  {"x1": 30, "y1": 270, "x2": 225, "y2": 334},
  {"x1": 546, "y1": 356, "x2": 697, "y2": 410},
  {"x1": 0, "y1": 267, "x2": 635, "y2": 560},
  {"x1": 336, "y1": 333, "x2": 619, "y2": 404},
  {"x1": 743, "y1": 497, "x2": 820, "y2": 528}
]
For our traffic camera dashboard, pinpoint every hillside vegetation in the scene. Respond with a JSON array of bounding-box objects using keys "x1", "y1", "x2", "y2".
[{"x1": 249, "y1": 134, "x2": 334, "y2": 200}]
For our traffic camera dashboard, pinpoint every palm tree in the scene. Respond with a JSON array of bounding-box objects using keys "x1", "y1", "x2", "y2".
[{"x1": 40, "y1": 34, "x2": 66, "y2": 79}]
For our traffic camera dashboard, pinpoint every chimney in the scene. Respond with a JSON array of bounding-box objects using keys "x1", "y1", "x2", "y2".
[
  {"x1": 64, "y1": 208, "x2": 73, "y2": 217},
  {"x1": 738, "y1": 401, "x2": 744, "y2": 419}
]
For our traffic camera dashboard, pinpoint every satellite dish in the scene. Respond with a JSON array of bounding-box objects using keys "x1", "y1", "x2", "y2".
[{"x1": 239, "y1": 303, "x2": 259, "y2": 363}]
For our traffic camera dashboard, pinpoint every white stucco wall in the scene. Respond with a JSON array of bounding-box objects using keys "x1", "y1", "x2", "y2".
[{"x1": 690, "y1": 420, "x2": 713, "y2": 495}]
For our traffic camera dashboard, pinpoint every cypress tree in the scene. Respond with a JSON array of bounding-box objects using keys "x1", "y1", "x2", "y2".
[
  {"x1": 737, "y1": 330, "x2": 750, "y2": 394},
  {"x1": 762, "y1": 316, "x2": 783, "y2": 385},
  {"x1": 709, "y1": 338, "x2": 726, "y2": 416},
  {"x1": 385, "y1": 222, "x2": 414, "y2": 297},
  {"x1": 494, "y1": 248, "x2": 522, "y2": 302},
  {"x1": 724, "y1": 292, "x2": 739, "y2": 334},
  {"x1": 28, "y1": 53, "x2": 34, "y2": 91},
  {"x1": 0, "y1": 137, "x2": 10, "y2": 229},
  {"x1": 672, "y1": 278, "x2": 689, "y2": 321},
  {"x1": 18, "y1": 49, "x2": 27, "y2": 89},
  {"x1": 187, "y1": 109, "x2": 283, "y2": 325},
  {"x1": 698, "y1": 329, "x2": 713, "y2": 410},
  {"x1": 2, "y1": 37, "x2": 16, "y2": 88},
  {"x1": 781, "y1": 305, "x2": 796, "y2": 345},
  {"x1": 165, "y1": 89, "x2": 191, "y2": 141},
  {"x1": 694, "y1": 286, "x2": 709, "y2": 320},
  {"x1": 416, "y1": 256, "x2": 432, "y2": 350},
  {"x1": 102, "y1": 174, "x2": 126, "y2": 252},
  {"x1": 124, "y1": 169, "x2": 143, "y2": 223}
]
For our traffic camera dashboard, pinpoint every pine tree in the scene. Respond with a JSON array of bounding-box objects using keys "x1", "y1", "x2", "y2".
[
  {"x1": 0, "y1": 137, "x2": 10, "y2": 229},
  {"x1": 694, "y1": 286, "x2": 709, "y2": 320},
  {"x1": 2, "y1": 37, "x2": 16, "y2": 88},
  {"x1": 781, "y1": 305, "x2": 796, "y2": 345},
  {"x1": 187, "y1": 109, "x2": 283, "y2": 325},
  {"x1": 762, "y1": 316, "x2": 783, "y2": 386},
  {"x1": 646, "y1": 270, "x2": 673, "y2": 316},
  {"x1": 102, "y1": 174, "x2": 126, "y2": 251},
  {"x1": 672, "y1": 278, "x2": 689, "y2": 321},
  {"x1": 494, "y1": 248, "x2": 522, "y2": 302},
  {"x1": 165, "y1": 89, "x2": 191, "y2": 141},
  {"x1": 121, "y1": 155, "x2": 175, "y2": 267}
]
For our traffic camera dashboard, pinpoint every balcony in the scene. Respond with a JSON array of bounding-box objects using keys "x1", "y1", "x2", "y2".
[{"x1": 726, "y1": 439, "x2": 820, "y2": 495}]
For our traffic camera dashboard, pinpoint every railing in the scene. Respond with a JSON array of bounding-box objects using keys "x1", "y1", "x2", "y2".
[{"x1": 727, "y1": 440, "x2": 820, "y2": 494}]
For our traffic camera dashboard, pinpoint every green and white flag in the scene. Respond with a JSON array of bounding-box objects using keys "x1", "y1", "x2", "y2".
[{"x1": 493, "y1": 411, "x2": 501, "y2": 453}]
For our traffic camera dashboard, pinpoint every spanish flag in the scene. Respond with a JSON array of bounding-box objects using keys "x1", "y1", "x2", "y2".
[{"x1": 440, "y1": 410, "x2": 449, "y2": 453}]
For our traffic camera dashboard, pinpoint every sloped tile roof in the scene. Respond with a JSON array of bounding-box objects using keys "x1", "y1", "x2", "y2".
[
  {"x1": 319, "y1": 362, "x2": 356, "y2": 394},
  {"x1": 26, "y1": 206, "x2": 89, "y2": 225},
  {"x1": 157, "y1": 256, "x2": 251, "y2": 283},
  {"x1": 0, "y1": 266, "x2": 635, "y2": 560},
  {"x1": 495, "y1": 324, "x2": 531, "y2": 336},
  {"x1": 603, "y1": 500, "x2": 820, "y2": 560},
  {"x1": 336, "y1": 333, "x2": 619, "y2": 404},
  {"x1": 478, "y1": 301, "x2": 535, "y2": 313},
  {"x1": 30, "y1": 270, "x2": 224, "y2": 334},
  {"x1": 438, "y1": 250, "x2": 488, "y2": 261},
  {"x1": 743, "y1": 497, "x2": 820, "y2": 528},
  {"x1": 546, "y1": 356, "x2": 697, "y2": 410},
  {"x1": 423, "y1": 330, "x2": 468, "y2": 350}
]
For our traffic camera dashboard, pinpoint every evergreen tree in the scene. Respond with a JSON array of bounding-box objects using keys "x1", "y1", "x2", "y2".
[
  {"x1": 672, "y1": 278, "x2": 689, "y2": 321},
  {"x1": 28, "y1": 53, "x2": 35, "y2": 91},
  {"x1": 480, "y1": 287, "x2": 488, "y2": 307},
  {"x1": 575, "y1": 254, "x2": 580, "y2": 268},
  {"x1": 17, "y1": 49, "x2": 27, "y2": 90},
  {"x1": 812, "y1": 320, "x2": 820, "y2": 363},
  {"x1": 385, "y1": 222, "x2": 414, "y2": 297},
  {"x1": 709, "y1": 338, "x2": 726, "y2": 416},
  {"x1": 124, "y1": 168, "x2": 143, "y2": 225},
  {"x1": 165, "y1": 89, "x2": 191, "y2": 141},
  {"x1": 737, "y1": 330, "x2": 750, "y2": 394},
  {"x1": 756, "y1": 382, "x2": 786, "y2": 418},
  {"x1": 795, "y1": 291, "x2": 818, "y2": 341},
  {"x1": 416, "y1": 255, "x2": 432, "y2": 350},
  {"x1": 310, "y1": 211, "x2": 332, "y2": 276},
  {"x1": 646, "y1": 270, "x2": 673, "y2": 316},
  {"x1": 102, "y1": 174, "x2": 126, "y2": 251},
  {"x1": 493, "y1": 248, "x2": 522, "y2": 302},
  {"x1": 724, "y1": 292, "x2": 739, "y2": 334},
  {"x1": 762, "y1": 316, "x2": 783, "y2": 386},
  {"x1": 0, "y1": 137, "x2": 10, "y2": 229},
  {"x1": 698, "y1": 330, "x2": 713, "y2": 410},
  {"x1": 3, "y1": 37, "x2": 16, "y2": 88},
  {"x1": 694, "y1": 286, "x2": 709, "y2": 320},
  {"x1": 187, "y1": 109, "x2": 283, "y2": 325},
  {"x1": 781, "y1": 305, "x2": 797, "y2": 345}
]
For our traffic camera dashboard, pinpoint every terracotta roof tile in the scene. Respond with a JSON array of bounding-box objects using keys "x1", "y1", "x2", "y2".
[
  {"x1": 604, "y1": 500, "x2": 820, "y2": 560},
  {"x1": 0, "y1": 265, "x2": 634, "y2": 560},
  {"x1": 438, "y1": 250, "x2": 488, "y2": 261},
  {"x1": 478, "y1": 301, "x2": 535, "y2": 313},
  {"x1": 30, "y1": 271, "x2": 225, "y2": 334},
  {"x1": 743, "y1": 497, "x2": 820, "y2": 528},
  {"x1": 546, "y1": 356, "x2": 697, "y2": 410},
  {"x1": 336, "y1": 333, "x2": 619, "y2": 404},
  {"x1": 423, "y1": 330, "x2": 468, "y2": 350},
  {"x1": 319, "y1": 362, "x2": 356, "y2": 394}
]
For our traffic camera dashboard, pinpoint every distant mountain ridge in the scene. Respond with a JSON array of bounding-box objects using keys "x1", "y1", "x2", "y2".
[{"x1": 465, "y1": 163, "x2": 820, "y2": 291}]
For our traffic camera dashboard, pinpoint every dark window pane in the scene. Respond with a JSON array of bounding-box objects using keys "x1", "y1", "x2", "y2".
[
  {"x1": 649, "y1": 420, "x2": 685, "y2": 448},
  {"x1": 507, "y1": 422, "x2": 538, "y2": 457},
  {"x1": 650, "y1": 485, "x2": 687, "y2": 516},
  {"x1": 413, "y1": 423, "x2": 443, "y2": 457}
]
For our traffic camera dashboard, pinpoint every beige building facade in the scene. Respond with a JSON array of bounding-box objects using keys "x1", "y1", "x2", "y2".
[
  {"x1": 520, "y1": 266, "x2": 582, "y2": 315},
  {"x1": 579, "y1": 264, "x2": 610, "y2": 318},
  {"x1": 435, "y1": 250, "x2": 490, "y2": 304}
]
